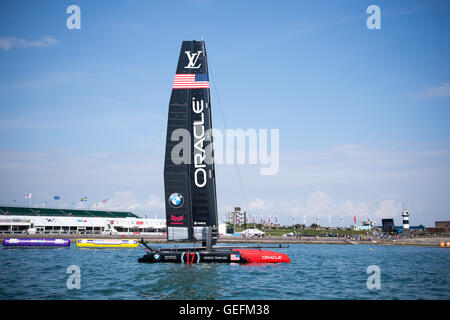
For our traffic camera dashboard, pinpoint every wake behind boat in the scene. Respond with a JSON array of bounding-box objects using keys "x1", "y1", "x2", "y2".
[{"x1": 138, "y1": 40, "x2": 290, "y2": 264}]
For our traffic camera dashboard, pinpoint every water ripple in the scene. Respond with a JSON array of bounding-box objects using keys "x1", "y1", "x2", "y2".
[{"x1": 1, "y1": 244, "x2": 449, "y2": 299}]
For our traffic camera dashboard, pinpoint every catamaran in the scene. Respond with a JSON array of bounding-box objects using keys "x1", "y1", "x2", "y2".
[{"x1": 138, "y1": 40, "x2": 290, "y2": 263}]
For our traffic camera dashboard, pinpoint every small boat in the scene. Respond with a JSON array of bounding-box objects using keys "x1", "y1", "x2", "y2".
[
  {"x1": 76, "y1": 239, "x2": 139, "y2": 248},
  {"x1": 3, "y1": 238, "x2": 70, "y2": 247}
]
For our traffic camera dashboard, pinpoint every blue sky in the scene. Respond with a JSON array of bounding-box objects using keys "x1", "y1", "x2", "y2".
[{"x1": 0, "y1": 0, "x2": 449, "y2": 226}]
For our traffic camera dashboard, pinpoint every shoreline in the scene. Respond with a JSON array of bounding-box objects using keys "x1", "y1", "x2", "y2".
[{"x1": 1, "y1": 234, "x2": 449, "y2": 247}]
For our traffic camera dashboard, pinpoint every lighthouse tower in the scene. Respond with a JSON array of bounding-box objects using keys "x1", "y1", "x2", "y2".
[{"x1": 402, "y1": 205, "x2": 410, "y2": 230}]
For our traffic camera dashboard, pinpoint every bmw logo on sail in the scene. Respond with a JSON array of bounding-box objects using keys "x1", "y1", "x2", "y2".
[{"x1": 168, "y1": 193, "x2": 184, "y2": 208}]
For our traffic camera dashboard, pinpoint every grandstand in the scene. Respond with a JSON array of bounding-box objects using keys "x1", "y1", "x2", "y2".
[
  {"x1": 0, "y1": 206, "x2": 165, "y2": 235},
  {"x1": 0, "y1": 206, "x2": 139, "y2": 218}
]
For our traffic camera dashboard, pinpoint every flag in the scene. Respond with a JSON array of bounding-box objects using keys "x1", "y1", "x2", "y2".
[
  {"x1": 54, "y1": 195, "x2": 61, "y2": 200},
  {"x1": 102, "y1": 199, "x2": 109, "y2": 204},
  {"x1": 354, "y1": 216, "x2": 357, "y2": 224},
  {"x1": 230, "y1": 253, "x2": 240, "y2": 261},
  {"x1": 81, "y1": 197, "x2": 87, "y2": 202},
  {"x1": 172, "y1": 74, "x2": 210, "y2": 89},
  {"x1": 25, "y1": 193, "x2": 32, "y2": 199}
]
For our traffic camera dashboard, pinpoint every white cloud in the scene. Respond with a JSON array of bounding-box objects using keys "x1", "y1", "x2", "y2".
[
  {"x1": 409, "y1": 82, "x2": 450, "y2": 99},
  {"x1": 248, "y1": 198, "x2": 270, "y2": 211},
  {"x1": 373, "y1": 200, "x2": 403, "y2": 219},
  {"x1": 0, "y1": 36, "x2": 58, "y2": 51},
  {"x1": 336, "y1": 201, "x2": 371, "y2": 219},
  {"x1": 234, "y1": 191, "x2": 403, "y2": 226},
  {"x1": 11, "y1": 72, "x2": 87, "y2": 89},
  {"x1": 305, "y1": 191, "x2": 334, "y2": 216}
]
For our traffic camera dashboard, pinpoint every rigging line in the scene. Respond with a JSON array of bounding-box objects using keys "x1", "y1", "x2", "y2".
[{"x1": 208, "y1": 60, "x2": 249, "y2": 209}]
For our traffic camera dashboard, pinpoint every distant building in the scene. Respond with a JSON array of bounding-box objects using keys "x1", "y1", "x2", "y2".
[
  {"x1": 0, "y1": 206, "x2": 165, "y2": 235},
  {"x1": 396, "y1": 225, "x2": 425, "y2": 233},
  {"x1": 380, "y1": 217, "x2": 425, "y2": 234},
  {"x1": 382, "y1": 219, "x2": 395, "y2": 233},
  {"x1": 435, "y1": 221, "x2": 450, "y2": 231},
  {"x1": 426, "y1": 221, "x2": 450, "y2": 234},
  {"x1": 353, "y1": 218, "x2": 377, "y2": 231},
  {"x1": 228, "y1": 207, "x2": 246, "y2": 226}
]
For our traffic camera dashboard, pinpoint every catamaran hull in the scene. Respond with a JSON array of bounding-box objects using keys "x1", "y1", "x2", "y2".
[{"x1": 138, "y1": 249, "x2": 290, "y2": 264}]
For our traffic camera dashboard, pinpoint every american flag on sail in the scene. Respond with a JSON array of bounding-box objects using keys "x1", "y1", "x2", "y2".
[
  {"x1": 172, "y1": 73, "x2": 209, "y2": 89},
  {"x1": 230, "y1": 253, "x2": 240, "y2": 261}
]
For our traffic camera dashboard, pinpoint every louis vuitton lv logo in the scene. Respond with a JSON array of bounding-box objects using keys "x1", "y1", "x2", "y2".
[{"x1": 184, "y1": 51, "x2": 202, "y2": 69}]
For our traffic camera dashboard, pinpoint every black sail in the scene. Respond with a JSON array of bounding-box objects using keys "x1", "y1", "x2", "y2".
[{"x1": 164, "y1": 40, "x2": 218, "y2": 243}]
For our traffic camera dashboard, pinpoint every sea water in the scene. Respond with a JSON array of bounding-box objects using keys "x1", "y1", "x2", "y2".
[{"x1": 0, "y1": 243, "x2": 449, "y2": 300}]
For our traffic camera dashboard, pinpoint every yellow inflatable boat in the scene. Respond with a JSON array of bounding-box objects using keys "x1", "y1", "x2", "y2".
[{"x1": 76, "y1": 239, "x2": 139, "y2": 248}]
